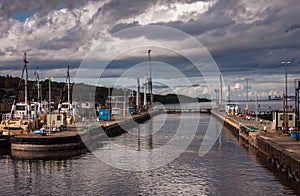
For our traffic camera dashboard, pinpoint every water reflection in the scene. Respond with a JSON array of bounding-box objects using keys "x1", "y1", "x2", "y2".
[
  {"x1": 147, "y1": 119, "x2": 153, "y2": 150},
  {"x1": 249, "y1": 146, "x2": 300, "y2": 194},
  {"x1": 0, "y1": 113, "x2": 298, "y2": 195}
]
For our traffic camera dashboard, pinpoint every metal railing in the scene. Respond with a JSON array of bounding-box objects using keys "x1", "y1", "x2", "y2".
[{"x1": 1, "y1": 113, "x2": 36, "y2": 120}]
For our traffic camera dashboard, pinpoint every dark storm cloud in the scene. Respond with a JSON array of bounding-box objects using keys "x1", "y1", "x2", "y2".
[
  {"x1": 203, "y1": 0, "x2": 300, "y2": 75},
  {"x1": 1, "y1": 0, "x2": 300, "y2": 80},
  {"x1": 109, "y1": 21, "x2": 140, "y2": 34},
  {"x1": 213, "y1": 48, "x2": 300, "y2": 76},
  {"x1": 151, "y1": 17, "x2": 234, "y2": 37},
  {"x1": 110, "y1": 24, "x2": 197, "y2": 42},
  {"x1": 0, "y1": 59, "x2": 81, "y2": 71},
  {"x1": 101, "y1": 55, "x2": 202, "y2": 78},
  {"x1": 92, "y1": 0, "x2": 300, "y2": 76},
  {"x1": 40, "y1": 28, "x2": 85, "y2": 50},
  {"x1": 101, "y1": 0, "x2": 154, "y2": 22},
  {"x1": 90, "y1": 0, "x2": 212, "y2": 28},
  {"x1": 151, "y1": 0, "x2": 237, "y2": 37}
]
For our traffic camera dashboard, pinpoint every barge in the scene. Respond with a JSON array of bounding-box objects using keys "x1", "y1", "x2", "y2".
[{"x1": 9, "y1": 112, "x2": 156, "y2": 159}]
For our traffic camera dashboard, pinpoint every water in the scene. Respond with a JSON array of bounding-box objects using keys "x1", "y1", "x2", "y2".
[
  {"x1": 0, "y1": 113, "x2": 298, "y2": 195},
  {"x1": 154, "y1": 100, "x2": 284, "y2": 112}
]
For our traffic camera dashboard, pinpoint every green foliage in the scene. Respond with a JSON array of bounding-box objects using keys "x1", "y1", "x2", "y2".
[{"x1": 0, "y1": 76, "x2": 211, "y2": 105}]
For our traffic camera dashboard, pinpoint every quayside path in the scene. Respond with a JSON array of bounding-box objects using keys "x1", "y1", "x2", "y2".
[{"x1": 211, "y1": 109, "x2": 300, "y2": 182}]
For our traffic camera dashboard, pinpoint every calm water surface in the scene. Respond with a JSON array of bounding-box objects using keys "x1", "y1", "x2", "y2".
[{"x1": 0, "y1": 113, "x2": 298, "y2": 195}]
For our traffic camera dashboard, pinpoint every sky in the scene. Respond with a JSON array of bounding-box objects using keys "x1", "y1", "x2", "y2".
[{"x1": 0, "y1": 0, "x2": 300, "y2": 101}]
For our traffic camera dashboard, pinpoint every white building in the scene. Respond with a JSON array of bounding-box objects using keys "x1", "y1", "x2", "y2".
[{"x1": 272, "y1": 110, "x2": 296, "y2": 130}]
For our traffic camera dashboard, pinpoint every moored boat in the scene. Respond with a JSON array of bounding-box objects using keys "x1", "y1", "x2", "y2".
[
  {"x1": 57, "y1": 66, "x2": 76, "y2": 125},
  {"x1": 0, "y1": 53, "x2": 40, "y2": 136}
]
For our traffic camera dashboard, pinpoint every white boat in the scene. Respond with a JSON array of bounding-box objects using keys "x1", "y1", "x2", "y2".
[
  {"x1": 57, "y1": 66, "x2": 75, "y2": 125},
  {"x1": 0, "y1": 53, "x2": 40, "y2": 135}
]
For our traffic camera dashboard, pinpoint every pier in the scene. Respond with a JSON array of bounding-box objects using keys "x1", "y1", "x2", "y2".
[
  {"x1": 158, "y1": 107, "x2": 211, "y2": 114},
  {"x1": 211, "y1": 109, "x2": 300, "y2": 182}
]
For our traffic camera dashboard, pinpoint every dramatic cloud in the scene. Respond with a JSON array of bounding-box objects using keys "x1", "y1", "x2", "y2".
[{"x1": 0, "y1": 0, "x2": 299, "y2": 99}]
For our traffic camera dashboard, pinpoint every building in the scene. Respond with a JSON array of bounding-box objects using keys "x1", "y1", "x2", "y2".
[
  {"x1": 272, "y1": 110, "x2": 296, "y2": 130},
  {"x1": 225, "y1": 103, "x2": 240, "y2": 115}
]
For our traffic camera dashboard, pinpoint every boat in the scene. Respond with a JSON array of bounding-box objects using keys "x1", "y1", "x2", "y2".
[
  {"x1": 0, "y1": 53, "x2": 40, "y2": 136},
  {"x1": 57, "y1": 66, "x2": 75, "y2": 125},
  {"x1": 32, "y1": 66, "x2": 48, "y2": 124},
  {"x1": 0, "y1": 134, "x2": 10, "y2": 148}
]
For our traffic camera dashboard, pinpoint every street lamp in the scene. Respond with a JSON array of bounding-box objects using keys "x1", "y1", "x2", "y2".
[
  {"x1": 241, "y1": 77, "x2": 251, "y2": 113},
  {"x1": 234, "y1": 85, "x2": 241, "y2": 115},
  {"x1": 281, "y1": 61, "x2": 292, "y2": 133},
  {"x1": 123, "y1": 88, "x2": 127, "y2": 116}
]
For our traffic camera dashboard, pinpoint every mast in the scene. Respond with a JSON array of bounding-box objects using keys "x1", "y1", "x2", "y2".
[
  {"x1": 23, "y1": 53, "x2": 28, "y2": 105},
  {"x1": 35, "y1": 66, "x2": 42, "y2": 115},
  {"x1": 144, "y1": 76, "x2": 147, "y2": 107},
  {"x1": 136, "y1": 77, "x2": 140, "y2": 111},
  {"x1": 23, "y1": 53, "x2": 31, "y2": 118},
  {"x1": 9, "y1": 53, "x2": 30, "y2": 119},
  {"x1": 148, "y1": 50, "x2": 153, "y2": 106},
  {"x1": 228, "y1": 84, "x2": 230, "y2": 102},
  {"x1": 67, "y1": 65, "x2": 73, "y2": 114},
  {"x1": 67, "y1": 65, "x2": 71, "y2": 106},
  {"x1": 35, "y1": 67, "x2": 41, "y2": 103}
]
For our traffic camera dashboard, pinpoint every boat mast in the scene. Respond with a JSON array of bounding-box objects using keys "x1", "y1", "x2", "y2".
[
  {"x1": 148, "y1": 50, "x2": 153, "y2": 106},
  {"x1": 67, "y1": 66, "x2": 70, "y2": 104},
  {"x1": 10, "y1": 54, "x2": 28, "y2": 119},
  {"x1": 66, "y1": 65, "x2": 72, "y2": 114},
  {"x1": 35, "y1": 66, "x2": 42, "y2": 114},
  {"x1": 23, "y1": 53, "x2": 32, "y2": 118},
  {"x1": 24, "y1": 53, "x2": 28, "y2": 105},
  {"x1": 35, "y1": 66, "x2": 41, "y2": 103}
]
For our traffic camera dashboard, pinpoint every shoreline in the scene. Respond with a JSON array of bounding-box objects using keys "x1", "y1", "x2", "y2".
[{"x1": 211, "y1": 109, "x2": 300, "y2": 183}]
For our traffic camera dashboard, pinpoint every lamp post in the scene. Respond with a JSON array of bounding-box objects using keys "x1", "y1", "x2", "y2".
[
  {"x1": 234, "y1": 85, "x2": 241, "y2": 115},
  {"x1": 281, "y1": 61, "x2": 292, "y2": 133},
  {"x1": 241, "y1": 77, "x2": 251, "y2": 114},
  {"x1": 123, "y1": 88, "x2": 127, "y2": 116}
]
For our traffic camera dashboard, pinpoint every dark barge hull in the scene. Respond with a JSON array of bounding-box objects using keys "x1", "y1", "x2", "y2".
[{"x1": 0, "y1": 135, "x2": 11, "y2": 148}]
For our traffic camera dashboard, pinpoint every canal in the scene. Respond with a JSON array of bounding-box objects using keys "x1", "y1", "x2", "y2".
[{"x1": 0, "y1": 113, "x2": 298, "y2": 195}]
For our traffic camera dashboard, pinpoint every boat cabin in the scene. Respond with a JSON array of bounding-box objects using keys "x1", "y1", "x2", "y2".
[
  {"x1": 59, "y1": 102, "x2": 74, "y2": 114},
  {"x1": 47, "y1": 113, "x2": 67, "y2": 131}
]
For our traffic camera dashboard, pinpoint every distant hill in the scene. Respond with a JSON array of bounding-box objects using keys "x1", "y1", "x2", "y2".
[
  {"x1": 154, "y1": 94, "x2": 211, "y2": 104},
  {"x1": 0, "y1": 75, "x2": 210, "y2": 107},
  {"x1": 0, "y1": 75, "x2": 65, "y2": 102}
]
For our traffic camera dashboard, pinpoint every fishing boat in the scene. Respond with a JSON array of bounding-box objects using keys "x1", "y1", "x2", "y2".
[
  {"x1": 57, "y1": 66, "x2": 75, "y2": 125},
  {"x1": 0, "y1": 53, "x2": 40, "y2": 136},
  {"x1": 32, "y1": 67, "x2": 49, "y2": 124}
]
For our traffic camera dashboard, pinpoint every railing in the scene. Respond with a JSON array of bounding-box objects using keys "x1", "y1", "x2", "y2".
[
  {"x1": 157, "y1": 107, "x2": 212, "y2": 113},
  {"x1": 1, "y1": 113, "x2": 36, "y2": 120}
]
